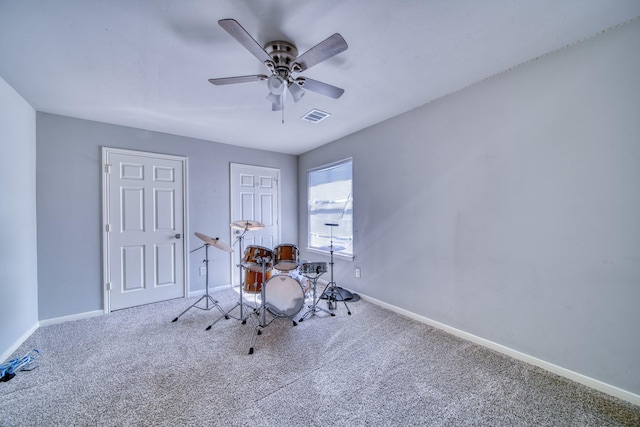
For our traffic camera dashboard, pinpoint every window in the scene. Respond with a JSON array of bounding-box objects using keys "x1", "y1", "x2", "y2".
[{"x1": 308, "y1": 158, "x2": 353, "y2": 257}]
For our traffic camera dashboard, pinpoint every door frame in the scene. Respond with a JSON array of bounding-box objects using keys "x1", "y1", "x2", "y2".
[
  {"x1": 101, "y1": 147, "x2": 189, "y2": 313},
  {"x1": 229, "y1": 162, "x2": 282, "y2": 288}
]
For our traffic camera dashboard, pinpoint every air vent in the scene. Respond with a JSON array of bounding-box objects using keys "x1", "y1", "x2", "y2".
[{"x1": 301, "y1": 109, "x2": 331, "y2": 123}]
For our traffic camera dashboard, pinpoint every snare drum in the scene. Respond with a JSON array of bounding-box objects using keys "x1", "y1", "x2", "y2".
[
  {"x1": 273, "y1": 244, "x2": 299, "y2": 271},
  {"x1": 301, "y1": 262, "x2": 327, "y2": 276},
  {"x1": 243, "y1": 269, "x2": 272, "y2": 293},
  {"x1": 242, "y1": 245, "x2": 273, "y2": 272},
  {"x1": 264, "y1": 275, "x2": 306, "y2": 318}
]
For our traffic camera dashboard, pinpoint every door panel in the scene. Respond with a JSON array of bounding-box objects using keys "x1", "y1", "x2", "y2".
[
  {"x1": 103, "y1": 148, "x2": 186, "y2": 311},
  {"x1": 230, "y1": 163, "x2": 280, "y2": 287}
]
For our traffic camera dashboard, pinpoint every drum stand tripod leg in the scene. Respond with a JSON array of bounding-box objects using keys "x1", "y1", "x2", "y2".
[
  {"x1": 299, "y1": 276, "x2": 334, "y2": 322},
  {"x1": 172, "y1": 244, "x2": 225, "y2": 322},
  {"x1": 247, "y1": 260, "x2": 267, "y2": 354},
  {"x1": 247, "y1": 311, "x2": 264, "y2": 355},
  {"x1": 325, "y1": 282, "x2": 352, "y2": 315},
  {"x1": 206, "y1": 266, "x2": 254, "y2": 330},
  {"x1": 323, "y1": 234, "x2": 352, "y2": 316},
  {"x1": 206, "y1": 234, "x2": 255, "y2": 330}
]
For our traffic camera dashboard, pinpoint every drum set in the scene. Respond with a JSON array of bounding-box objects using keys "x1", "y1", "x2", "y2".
[{"x1": 183, "y1": 219, "x2": 344, "y2": 354}]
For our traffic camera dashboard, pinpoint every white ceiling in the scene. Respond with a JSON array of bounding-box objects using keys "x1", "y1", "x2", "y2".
[{"x1": 1, "y1": 1, "x2": 639, "y2": 155}]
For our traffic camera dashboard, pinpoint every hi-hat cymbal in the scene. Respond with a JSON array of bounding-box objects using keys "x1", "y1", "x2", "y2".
[
  {"x1": 230, "y1": 220, "x2": 264, "y2": 231},
  {"x1": 194, "y1": 232, "x2": 233, "y2": 253}
]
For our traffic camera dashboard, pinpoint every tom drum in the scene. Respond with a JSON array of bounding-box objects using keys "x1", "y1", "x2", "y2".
[
  {"x1": 242, "y1": 245, "x2": 273, "y2": 272},
  {"x1": 273, "y1": 244, "x2": 299, "y2": 271}
]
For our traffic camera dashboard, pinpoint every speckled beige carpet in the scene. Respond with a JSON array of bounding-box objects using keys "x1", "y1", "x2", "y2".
[{"x1": 1, "y1": 289, "x2": 639, "y2": 426}]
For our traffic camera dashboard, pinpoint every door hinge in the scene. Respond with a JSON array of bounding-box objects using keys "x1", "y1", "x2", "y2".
[
  {"x1": 105, "y1": 224, "x2": 111, "y2": 232},
  {"x1": 106, "y1": 282, "x2": 112, "y2": 291},
  {"x1": 104, "y1": 164, "x2": 112, "y2": 173}
]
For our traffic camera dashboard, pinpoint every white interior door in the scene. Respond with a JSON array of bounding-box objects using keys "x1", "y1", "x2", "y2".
[
  {"x1": 230, "y1": 163, "x2": 280, "y2": 287},
  {"x1": 103, "y1": 148, "x2": 187, "y2": 311}
]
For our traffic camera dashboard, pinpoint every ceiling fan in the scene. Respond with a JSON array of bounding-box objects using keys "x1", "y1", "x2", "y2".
[{"x1": 209, "y1": 19, "x2": 348, "y2": 112}]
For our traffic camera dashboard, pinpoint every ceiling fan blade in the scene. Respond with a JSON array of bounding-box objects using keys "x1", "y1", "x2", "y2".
[
  {"x1": 297, "y1": 77, "x2": 345, "y2": 99},
  {"x1": 218, "y1": 19, "x2": 272, "y2": 65},
  {"x1": 208, "y1": 75, "x2": 268, "y2": 85},
  {"x1": 293, "y1": 33, "x2": 348, "y2": 72}
]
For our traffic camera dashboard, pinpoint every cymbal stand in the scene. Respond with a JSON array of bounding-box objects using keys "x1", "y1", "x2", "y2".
[
  {"x1": 172, "y1": 243, "x2": 225, "y2": 322},
  {"x1": 320, "y1": 224, "x2": 352, "y2": 315},
  {"x1": 206, "y1": 227, "x2": 253, "y2": 330},
  {"x1": 298, "y1": 267, "x2": 334, "y2": 322},
  {"x1": 247, "y1": 257, "x2": 275, "y2": 354}
]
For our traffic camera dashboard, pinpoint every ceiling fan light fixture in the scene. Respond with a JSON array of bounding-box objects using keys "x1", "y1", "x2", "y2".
[
  {"x1": 267, "y1": 75, "x2": 285, "y2": 95},
  {"x1": 266, "y1": 91, "x2": 283, "y2": 105},
  {"x1": 288, "y1": 82, "x2": 305, "y2": 102}
]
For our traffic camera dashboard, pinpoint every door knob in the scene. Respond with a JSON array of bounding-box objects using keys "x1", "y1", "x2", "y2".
[{"x1": 175, "y1": 234, "x2": 182, "y2": 239}]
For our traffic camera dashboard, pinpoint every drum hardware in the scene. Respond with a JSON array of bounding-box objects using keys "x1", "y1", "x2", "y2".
[
  {"x1": 247, "y1": 262, "x2": 306, "y2": 355},
  {"x1": 172, "y1": 232, "x2": 231, "y2": 322},
  {"x1": 206, "y1": 220, "x2": 264, "y2": 330},
  {"x1": 242, "y1": 245, "x2": 274, "y2": 272},
  {"x1": 319, "y1": 223, "x2": 352, "y2": 315},
  {"x1": 298, "y1": 262, "x2": 334, "y2": 322},
  {"x1": 247, "y1": 257, "x2": 274, "y2": 354}
]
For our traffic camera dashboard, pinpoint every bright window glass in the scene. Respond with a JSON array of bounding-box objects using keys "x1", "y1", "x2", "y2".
[{"x1": 308, "y1": 159, "x2": 353, "y2": 256}]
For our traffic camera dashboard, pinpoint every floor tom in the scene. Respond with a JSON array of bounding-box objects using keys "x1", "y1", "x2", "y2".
[{"x1": 243, "y1": 269, "x2": 272, "y2": 293}]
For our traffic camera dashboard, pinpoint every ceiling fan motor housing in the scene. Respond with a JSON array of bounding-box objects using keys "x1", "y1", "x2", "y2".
[{"x1": 264, "y1": 41, "x2": 299, "y2": 78}]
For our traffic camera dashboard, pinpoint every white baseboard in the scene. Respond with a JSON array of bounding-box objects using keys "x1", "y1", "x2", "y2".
[
  {"x1": 1, "y1": 321, "x2": 39, "y2": 363},
  {"x1": 39, "y1": 310, "x2": 104, "y2": 327},
  {"x1": 357, "y1": 292, "x2": 640, "y2": 407}
]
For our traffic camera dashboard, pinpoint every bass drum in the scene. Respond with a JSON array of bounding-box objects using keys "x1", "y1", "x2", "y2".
[{"x1": 264, "y1": 275, "x2": 306, "y2": 318}]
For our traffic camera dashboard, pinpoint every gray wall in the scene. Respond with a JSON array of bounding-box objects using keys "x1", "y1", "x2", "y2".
[
  {"x1": 36, "y1": 113, "x2": 297, "y2": 320},
  {"x1": 298, "y1": 21, "x2": 640, "y2": 395},
  {"x1": 0, "y1": 77, "x2": 38, "y2": 360}
]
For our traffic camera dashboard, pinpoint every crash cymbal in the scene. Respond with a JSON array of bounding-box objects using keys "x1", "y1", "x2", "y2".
[
  {"x1": 194, "y1": 232, "x2": 233, "y2": 253},
  {"x1": 230, "y1": 220, "x2": 264, "y2": 231}
]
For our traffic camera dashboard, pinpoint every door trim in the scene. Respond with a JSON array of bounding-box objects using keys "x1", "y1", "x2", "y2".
[{"x1": 101, "y1": 147, "x2": 189, "y2": 313}]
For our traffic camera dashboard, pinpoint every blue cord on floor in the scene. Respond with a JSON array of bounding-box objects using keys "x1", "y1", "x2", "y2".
[{"x1": 0, "y1": 349, "x2": 40, "y2": 382}]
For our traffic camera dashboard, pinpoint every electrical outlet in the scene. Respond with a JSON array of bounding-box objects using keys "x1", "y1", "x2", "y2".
[
  {"x1": 355, "y1": 267, "x2": 361, "y2": 278},
  {"x1": 199, "y1": 266, "x2": 206, "y2": 276}
]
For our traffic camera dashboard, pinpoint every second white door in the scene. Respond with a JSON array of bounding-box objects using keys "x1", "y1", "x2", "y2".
[{"x1": 230, "y1": 163, "x2": 281, "y2": 287}]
